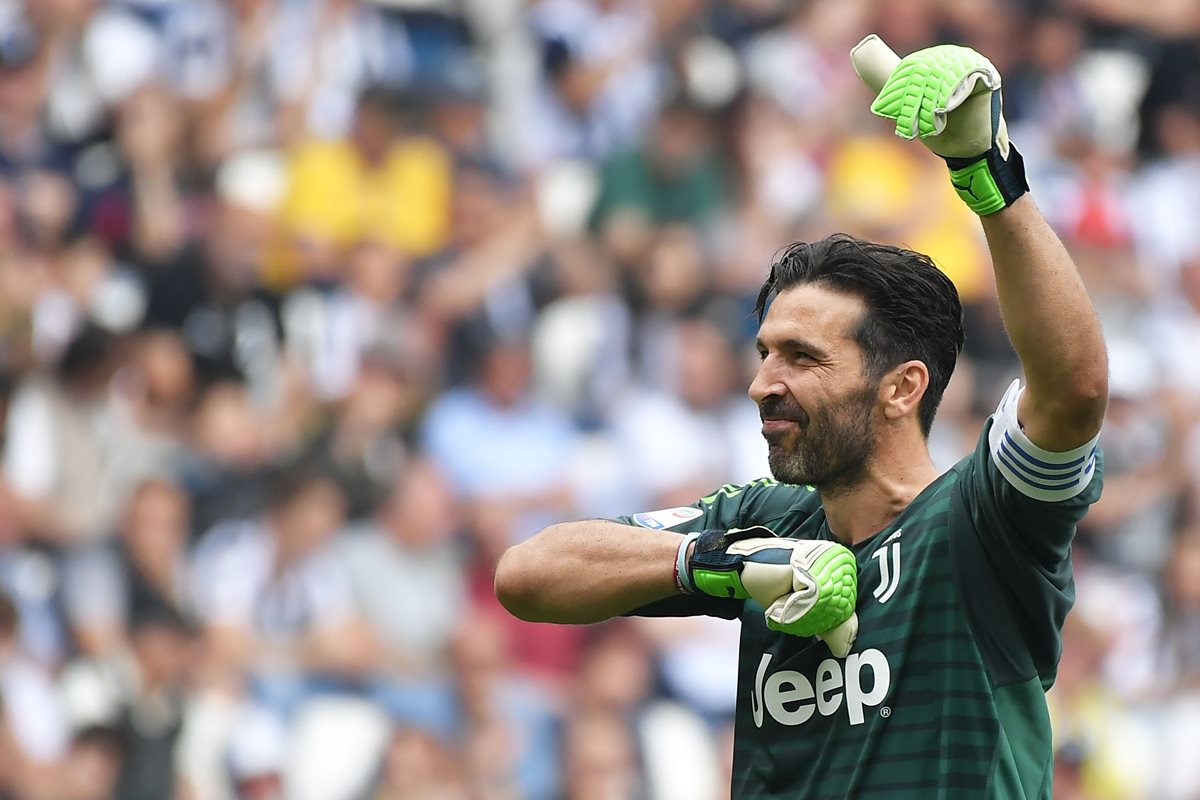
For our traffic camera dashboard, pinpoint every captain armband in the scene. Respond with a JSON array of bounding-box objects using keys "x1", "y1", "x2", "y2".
[{"x1": 987, "y1": 379, "x2": 1099, "y2": 502}]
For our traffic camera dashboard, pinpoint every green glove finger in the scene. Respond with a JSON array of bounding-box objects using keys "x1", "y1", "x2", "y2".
[
  {"x1": 870, "y1": 45, "x2": 996, "y2": 140},
  {"x1": 765, "y1": 545, "x2": 858, "y2": 637}
]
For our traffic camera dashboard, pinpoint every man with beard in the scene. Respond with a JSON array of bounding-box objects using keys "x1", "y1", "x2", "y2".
[{"x1": 496, "y1": 38, "x2": 1108, "y2": 799}]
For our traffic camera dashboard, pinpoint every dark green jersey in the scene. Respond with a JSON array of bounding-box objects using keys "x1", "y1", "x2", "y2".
[{"x1": 622, "y1": 387, "x2": 1102, "y2": 799}]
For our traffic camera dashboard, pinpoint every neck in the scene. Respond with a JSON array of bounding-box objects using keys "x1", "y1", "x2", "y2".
[
  {"x1": 132, "y1": 551, "x2": 176, "y2": 593},
  {"x1": 818, "y1": 438, "x2": 940, "y2": 545}
]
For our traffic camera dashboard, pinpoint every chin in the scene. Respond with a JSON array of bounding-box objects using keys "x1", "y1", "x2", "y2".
[{"x1": 767, "y1": 453, "x2": 811, "y2": 486}]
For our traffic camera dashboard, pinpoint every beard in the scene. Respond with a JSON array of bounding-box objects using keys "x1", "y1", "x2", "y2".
[{"x1": 760, "y1": 382, "x2": 878, "y2": 492}]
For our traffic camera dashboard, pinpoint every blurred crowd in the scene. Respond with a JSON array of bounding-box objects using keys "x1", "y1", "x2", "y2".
[{"x1": 0, "y1": 0, "x2": 1196, "y2": 797}]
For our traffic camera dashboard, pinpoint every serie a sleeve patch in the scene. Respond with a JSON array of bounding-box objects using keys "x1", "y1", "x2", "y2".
[
  {"x1": 987, "y1": 379, "x2": 1100, "y2": 502},
  {"x1": 631, "y1": 506, "x2": 704, "y2": 529}
]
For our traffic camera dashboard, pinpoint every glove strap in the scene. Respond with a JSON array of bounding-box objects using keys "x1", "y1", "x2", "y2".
[
  {"x1": 943, "y1": 94, "x2": 1028, "y2": 215},
  {"x1": 944, "y1": 144, "x2": 1028, "y2": 215},
  {"x1": 686, "y1": 530, "x2": 751, "y2": 599}
]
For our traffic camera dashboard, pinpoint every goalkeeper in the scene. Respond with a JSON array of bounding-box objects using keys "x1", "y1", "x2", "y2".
[{"x1": 497, "y1": 36, "x2": 1107, "y2": 800}]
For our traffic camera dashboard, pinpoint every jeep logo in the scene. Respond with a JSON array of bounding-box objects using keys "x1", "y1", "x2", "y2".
[{"x1": 751, "y1": 649, "x2": 891, "y2": 727}]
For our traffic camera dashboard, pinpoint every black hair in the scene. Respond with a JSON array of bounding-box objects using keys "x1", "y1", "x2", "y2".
[
  {"x1": 130, "y1": 602, "x2": 195, "y2": 638},
  {"x1": 753, "y1": 234, "x2": 965, "y2": 436},
  {"x1": 355, "y1": 83, "x2": 432, "y2": 127},
  {"x1": 356, "y1": 83, "x2": 400, "y2": 115},
  {"x1": 71, "y1": 724, "x2": 127, "y2": 762},
  {"x1": 264, "y1": 461, "x2": 337, "y2": 512},
  {"x1": 56, "y1": 324, "x2": 119, "y2": 385},
  {"x1": 541, "y1": 37, "x2": 574, "y2": 79}
]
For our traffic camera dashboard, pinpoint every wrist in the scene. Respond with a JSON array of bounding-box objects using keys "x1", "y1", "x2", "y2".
[{"x1": 944, "y1": 143, "x2": 1028, "y2": 216}]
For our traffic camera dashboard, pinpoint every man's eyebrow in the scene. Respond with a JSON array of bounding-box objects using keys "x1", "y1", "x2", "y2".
[{"x1": 755, "y1": 337, "x2": 828, "y2": 359}]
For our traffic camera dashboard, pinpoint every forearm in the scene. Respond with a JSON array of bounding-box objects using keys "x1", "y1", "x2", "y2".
[
  {"x1": 979, "y1": 196, "x2": 1108, "y2": 447},
  {"x1": 495, "y1": 520, "x2": 680, "y2": 624}
]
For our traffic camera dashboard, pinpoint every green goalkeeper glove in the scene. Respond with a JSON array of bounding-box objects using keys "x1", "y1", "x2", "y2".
[
  {"x1": 677, "y1": 527, "x2": 859, "y2": 657},
  {"x1": 850, "y1": 35, "x2": 1029, "y2": 215}
]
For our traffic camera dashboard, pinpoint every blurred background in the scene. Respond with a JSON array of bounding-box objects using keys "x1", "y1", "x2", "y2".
[{"x1": 0, "y1": 0, "x2": 1195, "y2": 797}]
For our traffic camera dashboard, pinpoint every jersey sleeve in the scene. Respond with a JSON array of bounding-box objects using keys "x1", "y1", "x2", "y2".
[
  {"x1": 973, "y1": 379, "x2": 1102, "y2": 562},
  {"x1": 614, "y1": 480, "x2": 786, "y2": 620},
  {"x1": 952, "y1": 380, "x2": 1104, "y2": 686}
]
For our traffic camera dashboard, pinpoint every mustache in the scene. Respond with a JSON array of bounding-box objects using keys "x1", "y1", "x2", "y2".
[{"x1": 759, "y1": 397, "x2": 808, "y2": 424}]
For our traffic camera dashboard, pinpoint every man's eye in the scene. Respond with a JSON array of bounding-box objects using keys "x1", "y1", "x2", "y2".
[{"x1": 756, "y1": 350, "x2": 768, "y2": 361}]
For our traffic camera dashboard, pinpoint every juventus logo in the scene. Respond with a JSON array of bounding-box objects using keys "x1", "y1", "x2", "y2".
[{"x1": 871, "y1": 530, "x2": 902, "y2": 604}]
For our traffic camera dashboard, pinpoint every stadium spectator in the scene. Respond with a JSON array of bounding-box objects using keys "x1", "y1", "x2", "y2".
[
  {"x1": 62, "y1": 477, "x2": 192, "y2": 659},
  {"x1": 610, "y1": 312, "x2": 766, "y2": 509},
  {"x1": 590, "y1": 96, "x2": 730, "y2": 249},
  {"x1": 58, "y1": 725, "x2": 125, "y2": 800},
  {"x1": 59, "y1": 606, "x2": 193, "y2": 800},
  {"x1": 422, "y1": 338, "x2": 578, "y2": 551},
  {"x1": 302, "y1": 341, "x2": 427, "y2": 517},
  {"x1": 179, "y1": 382, "x2": 279, "y2": 538},
  {"x1": 369, "y1": 728, "x2": 466, "y2": 800},
  {"x1": 336, "y1": 458, "x2": 465, "y2": 736},
  {"x1": 524, "y1": 0, "x2": 663, "y2": 168},
  {"x1": 276, "y1": 85, "x2": 453, "y2": 275},
  {"x1": 450, "y1": 614, "x2": 558, "y2": 800},
  {"x1": 188, "y1": 466, "x2": 372, "y2": 719},
  {"x1": 0, "y1": 589, "x2": 69, "y2": 772},
  {"x1": 2, "y1": 325, "x2": 135, "y2": 544}
]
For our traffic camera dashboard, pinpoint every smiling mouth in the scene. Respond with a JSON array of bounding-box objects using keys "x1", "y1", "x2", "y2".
[{"x1": 761, "y1": 419, "x2": 800, "y2": 435}]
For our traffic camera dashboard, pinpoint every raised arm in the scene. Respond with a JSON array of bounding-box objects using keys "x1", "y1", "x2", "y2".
[
  {"x1": 979, "y1": 198, "x2": 1107, "y2": 450},
  {"x1": 851, "y1": 36, "x2": 1108, "y2": 452}
]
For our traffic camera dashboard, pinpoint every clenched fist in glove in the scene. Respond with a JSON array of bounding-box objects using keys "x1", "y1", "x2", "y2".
[
  {"x1": 850, "y1": 35, "x2": 1029, "y2": 216},
  {"x1": 676, "y1": 527, "x2": 859, "y2": 658}
]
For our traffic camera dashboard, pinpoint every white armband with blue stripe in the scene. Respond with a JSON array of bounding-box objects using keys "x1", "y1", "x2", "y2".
[{"x1": 987, "y1": 379, "x2": 1100, "y2": 502}]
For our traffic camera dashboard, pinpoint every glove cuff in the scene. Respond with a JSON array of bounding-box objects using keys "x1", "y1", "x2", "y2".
[
  {"x1": 686, "y1": 529, "x2": 751, "y2": 599},
  {"x1": 943, "y1": 142, "x2": 1028, "y2": 215},
  {"x1": 675, "y1": 531, "x2": 702, "y2": 594}
]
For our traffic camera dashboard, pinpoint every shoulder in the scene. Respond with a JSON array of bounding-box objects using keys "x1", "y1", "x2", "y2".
[
  {"x1": 6, "y1": 379, "x2": 59, "y2": 423},
  {"x1": 194, "y1": 520, "x2": 269, "y2": 571},
  {"x1": 619, "y1": 478, "x2": 817, "y2": 533},
  {"x1": 701, "y1": 478, "x2": 819, "y2": 527},
  {"x1": 335, "y1": 524, "x2": 386, "y2": 562},
  {"x1": 67, "y1": 539, "x2": 123, "y2": 569},
  {"x1": 421, "y1": 390, "x2": 484, "y2": 437},
  {"x1": 388, "y1": 138, "x2": 451, "y2": 171},
  {"x1": 425, "y1": 388, "x2": 480, "y2": 418},
  {"x1": 288, "y1": 139, "x2": 352, "y2": 169},
  {"x1": 61, "y1": 541, "x2": 124, "y2": 588}
]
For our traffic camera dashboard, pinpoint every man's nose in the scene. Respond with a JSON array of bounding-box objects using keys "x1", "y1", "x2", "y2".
[{"x1": 748, "y1": 358, "x2": 785, "y2": 404}]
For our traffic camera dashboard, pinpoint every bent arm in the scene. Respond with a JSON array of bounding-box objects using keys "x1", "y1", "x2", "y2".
[
  {"x1": 980, "y1": 196, "x2": 1108, "y2": 451},
  {"x1": 495, "y1": 520, "x2": 681, "y2": 623}
]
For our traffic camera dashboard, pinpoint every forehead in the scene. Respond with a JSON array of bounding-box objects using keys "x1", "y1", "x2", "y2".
[{"x1": 758, "y1": 283, "x2": 866, "y2": 350}]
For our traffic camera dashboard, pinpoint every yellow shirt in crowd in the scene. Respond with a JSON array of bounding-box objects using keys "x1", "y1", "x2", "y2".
[{"x1": 279, "y1": 137, "x2": 452, "y2": 259}]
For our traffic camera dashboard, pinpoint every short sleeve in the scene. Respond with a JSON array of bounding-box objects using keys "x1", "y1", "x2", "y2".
[
  {"x1": 988, "y1": 379, "x2": 1100, "y2": 504},
  {"x1": 3, "y1": 384, "x2": 56, "y2": 499},
  {"x1": 301, "y1": 554, "x2": 356, "y2": 628},
  {"x1": 974, "y1": 379, "x2": 1103, "y2": 565},
  {"x1": 189, "y1": 522, "x2": 265, "y2": 627},
  {"x1": 952, "y1": 381, "x2": 1104, "y2": 686},
  {"x1": 61, "y1": 546, "x2": 125, "y2": 630}
]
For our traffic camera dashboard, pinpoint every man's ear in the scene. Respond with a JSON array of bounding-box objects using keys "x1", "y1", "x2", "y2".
[{"x1": 880, "y1": 360, "x2": 929, "y2": 423}]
